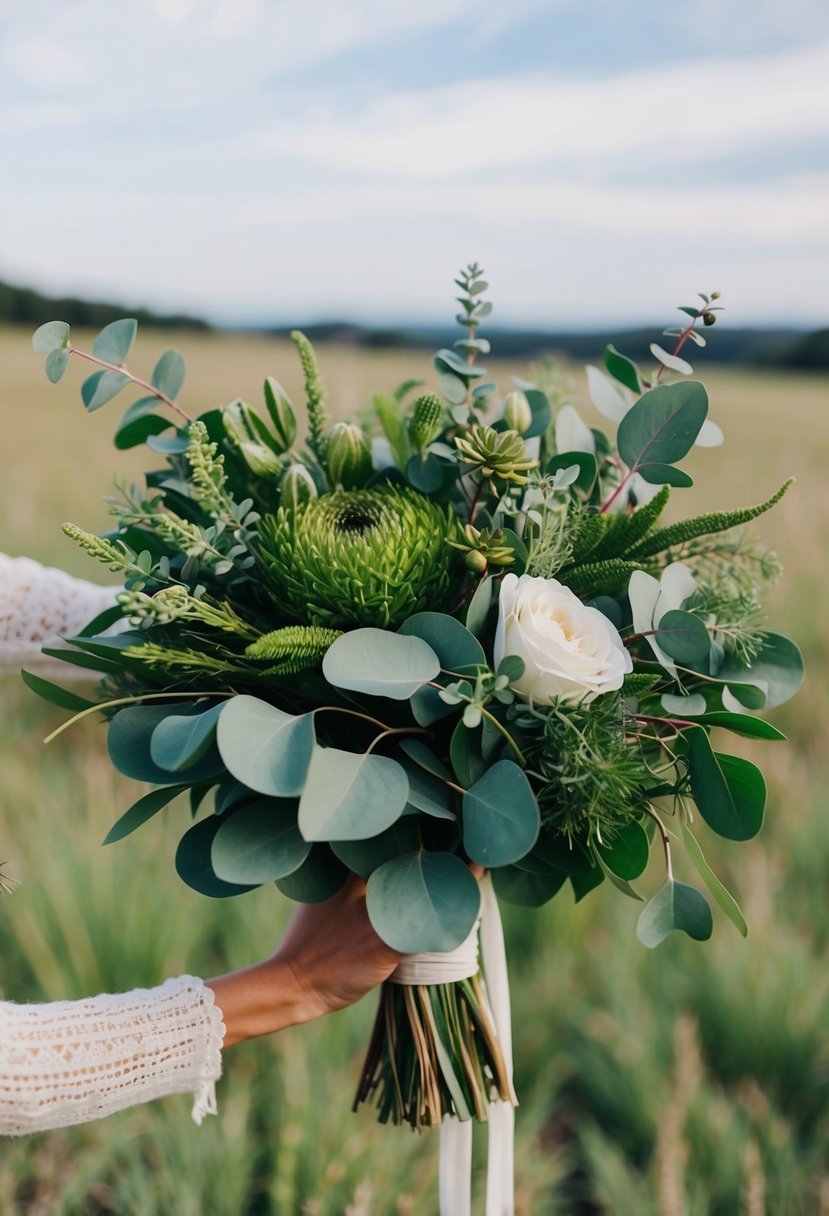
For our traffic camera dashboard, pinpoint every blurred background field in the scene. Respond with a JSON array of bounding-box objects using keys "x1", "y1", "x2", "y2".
[{"x1": 0, "y1": 328, "x2": 827, "y2": 1214}]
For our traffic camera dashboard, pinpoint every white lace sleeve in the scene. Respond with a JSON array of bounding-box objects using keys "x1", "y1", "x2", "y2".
[
  {"x1": 0, "y1": 976, "x2": 225, "y2": 1136},
  {"x1": 0, "y1": 554, "x2": 120, "y2": 679}
]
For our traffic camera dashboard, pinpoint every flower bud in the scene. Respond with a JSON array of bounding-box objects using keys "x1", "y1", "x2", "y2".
[
  {"x1": 325, "y1": 422, "x2": 373, "y2": 489},
  {"x1": 702, "y1": 311, "x2": 717, "y2": 326},
  {"x1": 464, "y1": 550, "x2": 488, "y2": 574},
  {"x1": 281, "y1": 462, "x2": 318, "y2": 511},
  {"x1": 408, "y1": 393, "x2": 444, "y2": 453},
  {"x1": 263, "y1": 377, "x2": 297, "y2": 452},
  {"x1": 502, "y1": 390, "x2": 532, "y2": 434},
  {"x1": 710, "y1": 291, "x2": 721, "y2": 300},
  {"x1": 223, "y1": 400, "x2": 283, "y2": 478}
]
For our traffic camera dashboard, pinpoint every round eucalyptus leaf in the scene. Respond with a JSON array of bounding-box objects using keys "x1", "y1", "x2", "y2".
[
  {"x1": 687, "y1": 727, "x2": 765, "y2": 840},
  {"x1": 718, "y1": 632, "x2": 804, "y2": 709},
  {"x1": 211, "y1": 798, "x2": 309, "y2": 884},
  {"x1": 401, "y1": 761, "x2": 455, "y2": 820},
  {"x1": 108, "y1": 703, "x2": 226, "y2": 785},
  {"x1": 636, "y1": 878, "x2": 713, "y2": 948},
  {"x1": 33, "y1": 319, "x2": 70, "y2": 354},
  {"x1": 331, "y1": 819, "x2": 421, "y2": 878},
  {"x1": 546, "y1": 452, "x2": 598, "y2": 495},
  {"x1": 399, "y1": 612, "x2": 485, "y2": 673},
  {"x1": 216, "y1": 695, "x2": 314, "y2": 797},
  {"x1": 406, "y1": 454, "x2": 446, "y2": 493},
  {"x1": 491, "y1": 864, "x2": 566, "y2": 907},
  {"x1": 596, "y1": 820, "x2": 649, "y2": 879},
  {"x1": 366, "y1": 851, "x2": 481, "y2": 952},
  {"x1": 150, "y1": 702, "x2": 224, "y2": 773},
  {"x1": 82, "y1": 369, "x2": 130, "y2": 412},
  {"x1": 92, "y1": 318, "x2": 137, "y2": 364},
  {"x1": 654, "y1": 609, "x2": 710, "y2": 666},
  {"x1": 298, "y1": 747, "x2": 409, "y2": 841},
  {"x1": 322, "y1": 628, "x2": 440, "y2": 700},
  {"x1": 398, "y1": 738, "x2": 452, "y2": 781},
  {"x1": 661, "y1": 693, "x2": 707, "y2": 717},
  {"x1": 175, "y1": 817, "x2": 258, "y2": 899},
  {"x1": 462, "y1": 760, "x2": 539, "y2": 867},
  {"x1": 275, "y1": 846, "x2": 349, "y2": 903},
  {"x1": 45, "y1": 348, "x2": 70, "y2": 383}
]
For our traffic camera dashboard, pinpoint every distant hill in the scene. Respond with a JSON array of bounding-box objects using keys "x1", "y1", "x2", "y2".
[
  {"x1": 266, "y1": 321, "x2": 824, "y2": 367},
  {"x1": 0, "y1": 278, "x2": 211, "y2": 331}
]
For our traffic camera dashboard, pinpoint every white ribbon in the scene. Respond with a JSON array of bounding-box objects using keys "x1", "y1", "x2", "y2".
[{"x1": 390, "y1": 876, "x2": 514, "y2": 1215}]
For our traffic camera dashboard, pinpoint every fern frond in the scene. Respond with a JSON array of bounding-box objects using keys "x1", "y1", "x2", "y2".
[
  {"x1": 629, "y1": 479, "x2": 793, "y2": 560},
  {"x1": 622, "y1": 672, "x2": 664, "y2": 697},
  {"x1": 291, "y1": 330, "x2": 329, "y2": 463},
  {"x1": 569, "y1": 512, "x2": 612, "y2": 562}
]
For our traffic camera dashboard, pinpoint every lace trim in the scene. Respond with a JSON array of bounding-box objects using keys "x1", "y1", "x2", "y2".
[{"x1": 191, "y1": 981, "x2": 227, "y2": 1126}]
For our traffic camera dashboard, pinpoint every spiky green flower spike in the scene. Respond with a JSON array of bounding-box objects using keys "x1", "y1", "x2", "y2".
[{"x1": 257, "y1": 485, "x2": 461, "y2": 629}]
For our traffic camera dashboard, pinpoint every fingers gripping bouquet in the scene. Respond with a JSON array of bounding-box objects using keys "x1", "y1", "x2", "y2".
[{"x1": 30, "y1": 267, "x2": 801, "y2": 1137}]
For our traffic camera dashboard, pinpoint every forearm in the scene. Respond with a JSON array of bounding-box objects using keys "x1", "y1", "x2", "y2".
[{"x1": 205, "y1": 958, "x2": 316, "y2": 1049}]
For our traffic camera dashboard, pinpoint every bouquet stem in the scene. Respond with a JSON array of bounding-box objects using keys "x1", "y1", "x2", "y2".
[{"x1": 353, "y1": 974, "x2": 516, "y2": 1129}]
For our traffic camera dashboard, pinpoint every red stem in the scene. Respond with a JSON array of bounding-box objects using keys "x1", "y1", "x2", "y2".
[{"x1": 69, "y1": 347, "x2": 194, "y2": 423}]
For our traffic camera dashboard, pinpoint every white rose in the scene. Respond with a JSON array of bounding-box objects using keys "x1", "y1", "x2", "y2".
[{"x1": 494, "y1": 573, "x2": 632, "y2": 704}]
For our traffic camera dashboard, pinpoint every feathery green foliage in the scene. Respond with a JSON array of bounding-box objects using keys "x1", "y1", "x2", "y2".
[
  {"x1": 291, "y1": 329, "x2": 329, "y2": 463},
  {"x1": 622, "y1": 672, "x2": 665, "y2": 697},
  {"x1": 589, "y1": 486, "x2": 672, "y2": 562},
  {"x1": 246, "y1": 625, "x2": 342, "y2": 673},
  {"x1": 630, "y1": 479, "x2": 793, "y2": 560},
  {"x1": 558, "y1": 557, "x2": 645, "y2": 596},
  {"x1": 568, "y1": 511, "x2": 612, "y2": 563}
]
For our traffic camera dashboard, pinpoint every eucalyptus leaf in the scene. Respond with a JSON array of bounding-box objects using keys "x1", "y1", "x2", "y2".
[
  {"x1": 596, "y1": 820, "x2": 649, "y2": 879},
  {"x1": 216, "y1": 695, "x2": 314, "y2": 797},
  {"x1": 680, "y1": 823, "x2": 748, "y2": 937},
  {"x1": 298, "y1": 747, "x2": 409, "y2": 841},
  {"x1": 491, "y1": 864, "x2": 566, "y2": 907},
  {"x1": 465, "y1": 575, "x2": 494, "y2": 639},
  {"x1": 637, "y1": 878, "x2": 713, "y2": 947},
  {"x1": 82, "y1": 369, "x2": 130, "y2": 412},
  {"x1": 603, "y1": 344, "x2": 643, "y2": 393},
  {"x1": 718, "y1": 632, "x2": 804, "y2": 709},
  {"x1": 175, "y1": 817, "x2": 258, "y2": 898},
  {"x1": 450, "y1": 720, "x2": 486, "y2": 788},
  {"x1": 398, "y1": 738, "x2": 452, "y2": 781},
  {"x1": 108, "y1": 702, "x2": 226, "y2": 785},
  {"x1": 331, "y1": 819, "x2": 421, "y2": 879},
  {"x1": 617, "y1": 381, "x2": 708, "y2": 484},
  {"x1": 92, "y1": 318, "x2": 137, "y2": 364},
  {"x1": 522, "y1": 388, "x2": 552, "y2": 438},
  {"x1": 322, "y1": 628, "x2": 440, "y2": 700},
  {"x1": 115, "y1": 396, "x2": 171, "y2": 450},
  {"x1": 462, "y1": 760, "x2": 539, "y2": 867},
  {"x1": 366, "y1": 851, "x2": 481, "y2": 952},
  {"x1": 401, "y1": 761, "x2": 455, "y2": 820},
  {"x1": 695, "y1": 711, "x2": 785, "y2": 741},
  {"x1": 150, "y1": 702, "x2": 224, "y2": 773},
  {"x1": 103, "y1": 783, "x2": 189, "y2": 846},
  {"x1": 654, "y1": 609, "x2": 711, "y2": 666},
  {"x1": 687, "y1": 728, "x2": 765, "y2": 840},
  {"x1": 32, "y1": 320, "x2": 70, "y2": 354},
  {"x1": 45, "y1": 348, "x2": 70, "y2": 383},
  {"x1": 399, "y1": 612, "x2": 485, "y2": 673},
  {"x1": 593, "y1": 850, "x2": 643, "y2": 900},
  {"x1": 275, "y1": 846, "x2": 349, "y2": 902},
  {"x1": 151, "y1": 349, "x2": 186, "y2": 399},
  {"x1": 211, "y1": 798, "x2": 309, "y2": 884}
]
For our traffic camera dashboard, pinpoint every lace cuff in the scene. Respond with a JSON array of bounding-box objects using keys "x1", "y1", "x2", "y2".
[
  {"x1": 0, "y1": 554, "x2": 120, "y2": 679},
  {"x1": 0, "y1": 976, "x2": 226, "y2": 1136}
]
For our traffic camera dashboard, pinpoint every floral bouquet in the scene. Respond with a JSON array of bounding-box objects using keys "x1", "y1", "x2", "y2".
[{"x1": 29, "y1": 265, "x2": 801, "y2": 1202}]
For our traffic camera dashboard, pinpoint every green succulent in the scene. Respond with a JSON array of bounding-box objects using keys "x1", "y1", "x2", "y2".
[
  {"x1": 257, "y1": 485, "x2": 461, "y2": 628},
  {"x1": 448, "y1": 524, "x2": 516, "y2": 572},
  {"x1": 455, "y1": 424, "x2": 537, "y2": 485}
]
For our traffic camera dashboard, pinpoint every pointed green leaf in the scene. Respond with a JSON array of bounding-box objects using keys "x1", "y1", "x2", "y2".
[
  {"x1": 617, "y1": 381, "x2": 708, "y2": 482},
  {"x1": 216, "y1": 695, "x2": 314, "y2": 797},
  {"x1": 82, "y1": 369, "x2": 130, "y2": 412},
  {"x1": 687, "y1": 727, "x2": 765, "y2": 840},
  {"x1": 151, "y1": 349, "x2": 186, "y2": 399},
  {"x1": 367, "y1": 851, "x2": 481, "y2": 952},
  {"x1": 92, "y1": 318, "x2": 137, "y2": 364},
  {"x1": 680, "y1": 824, "x2": 748, "y2": 937},
  {"x1": 398, "y1": 738, "x2": 452, "y2": 781},
  {"x1": 21, "y1": 669, "x2": 95, "y2": 713},
  {"x1": 465, "y1": 575, "x2": 494, "y2": 639},
  {"x1": 491, "y1": 864, "x2": 566, "y2": 907},
  {"x1": 103, "y1": 784, "x2": 189, "y2": 845},
  {"x1": 636, "y1": 878, "x2": 713, "y2": 947},
  {"x1": 603, "y1": 343, "x2": 643, "y2": 392},
  {"x1": 596, "y1": 820, "x2": 649, "y2": 879}
]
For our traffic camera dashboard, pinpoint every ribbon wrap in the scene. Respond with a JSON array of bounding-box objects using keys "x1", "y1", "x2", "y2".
[{"x1": 389, "y1": 875, "x2": 514, "y2": 1215}]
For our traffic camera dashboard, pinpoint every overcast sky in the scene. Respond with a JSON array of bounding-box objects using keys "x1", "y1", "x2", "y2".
[{"x1": 1, "y1": 0, "x2": 827, "y2": 328}]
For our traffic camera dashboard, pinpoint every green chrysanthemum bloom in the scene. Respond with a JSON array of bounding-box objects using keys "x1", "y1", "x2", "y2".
[
  {"x1": 455, "y1": 424, "x2": 538, "y2": 485},
  {"x1": 257, "y1": 485, "x2": 461, "y2": 628}
]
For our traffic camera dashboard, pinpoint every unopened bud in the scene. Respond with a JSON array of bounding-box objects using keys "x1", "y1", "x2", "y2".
[
  {"x1": 263, "y1": 377, "x2": 297, "y2": 451},
  {"x1": 223, "y1": 399, "x2": 283, "y2": 478},
  {"x1": 326, "y1": 422, "x2": 373, "y2": 490},
  {"x1": 408, "y1": 393, "x2": 444, "y2": 453},
  {"x1": 502, "y1": 390, "x2": 533, "y2": 434},
  {"x1": 281, "y1": 463, "x2": 317, "y2": 511},
  {"x1": 710, "y1": 291, "x2": 721, "y2": 300},
  {"x1": 465, "y1": 550, "x2": 488, "y2": 574},
  {"x1": 702, "y1": 311, "x2": 717, "y2": 326}
]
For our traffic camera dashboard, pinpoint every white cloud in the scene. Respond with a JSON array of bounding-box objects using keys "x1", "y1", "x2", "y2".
[{"x1": 247, "y1": 42, "x2": 829, "y2": 177}]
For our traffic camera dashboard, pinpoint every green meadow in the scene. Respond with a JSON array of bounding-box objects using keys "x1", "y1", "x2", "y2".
[{"x1": 0, "y1": 326, "x2": 827, "y2": 1214}]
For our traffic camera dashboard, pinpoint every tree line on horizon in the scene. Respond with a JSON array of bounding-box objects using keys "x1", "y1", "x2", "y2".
[{"x1": 1, "y1": 277, "x2": 826, "y2": 368}]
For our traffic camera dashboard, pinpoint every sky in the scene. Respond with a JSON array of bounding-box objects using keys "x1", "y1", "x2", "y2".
[{"x1": 1, "y1": 0, "x2": 828, "y2": 329}]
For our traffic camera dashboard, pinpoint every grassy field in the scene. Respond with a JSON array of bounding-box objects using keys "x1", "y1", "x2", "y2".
[{"x1": 0, "y1": 325, "x2": 827, "y2": 1214}]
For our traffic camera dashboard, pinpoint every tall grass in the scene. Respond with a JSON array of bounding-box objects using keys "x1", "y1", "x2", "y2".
[{"x1": 0, "y1": 328, "x2": 827, "y2": 1212}]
